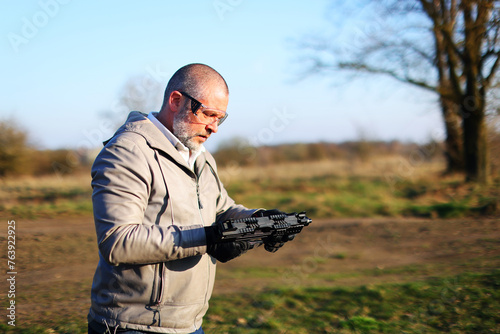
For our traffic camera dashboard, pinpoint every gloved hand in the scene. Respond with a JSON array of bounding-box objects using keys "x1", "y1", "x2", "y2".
[
  {"x1": 263, "y1": 232, "x2": 297, "y2": 253},
  {"x1": 252, "y1": 209, "x2": 293, "y2": 252},
  {"x1": 252, "y1": 208, "x2": 287, "y2": 217},
  {"x1": 204, "y1": 225, "x2": 251, "y2": 263}
]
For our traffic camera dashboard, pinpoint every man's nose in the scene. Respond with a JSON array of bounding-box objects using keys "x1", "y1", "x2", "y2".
[{"x1": 207, "y1": 121, "x2": 218, "y2": 134}]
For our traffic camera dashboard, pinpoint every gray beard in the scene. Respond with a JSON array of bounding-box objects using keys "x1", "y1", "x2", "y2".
[{"x1": 172, "y1": 111, "x2": 203, "y2": 154}]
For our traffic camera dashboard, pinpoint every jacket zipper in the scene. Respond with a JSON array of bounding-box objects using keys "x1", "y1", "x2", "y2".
[
  {"x1": 196, "y1": 182, "x2": 203, "y2": 209},
  {"x1": 153, "y1": 262, "x2": 165, "y2": 307},
  {"x1": 195, "y1": 163, "x2": 206, "y2": 210},
  {"x1": 193, "y1": 160, "x2": 219, "y2": 329}
]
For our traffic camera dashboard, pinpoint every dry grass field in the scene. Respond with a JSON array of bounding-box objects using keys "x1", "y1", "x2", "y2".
[{"x1": 0, "y1": 156, "x2": 499, "y2": 332}]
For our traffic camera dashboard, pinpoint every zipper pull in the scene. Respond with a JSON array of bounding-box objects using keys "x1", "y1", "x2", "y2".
[{"x1": 196, "y1": 183, "x2": 203, "y2": 209}]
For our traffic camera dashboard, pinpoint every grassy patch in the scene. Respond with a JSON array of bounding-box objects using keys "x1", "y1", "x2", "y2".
[
  {"x1": 0, "y1": 174, "x2": 92, "y2": 219},
  {"x1": 225, "y1": 172, "x2": 499, "y2": 219},
  {"x1": 203, "y1": 270, "x2": 500, "y2": 333},
  {"x1": 1, "y1": 278, "x2": 92, "y2": 334},
  {"x1": 1, "y1": 159, "x2": 499, "y2": 219},
  {"x1": 4, "y1": 270, "x2": 499, "y2": 333}
]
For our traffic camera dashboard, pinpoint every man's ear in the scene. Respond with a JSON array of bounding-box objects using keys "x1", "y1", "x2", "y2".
[{"x1": 169, "y1": 91, "x2": 182, "y2": 113}]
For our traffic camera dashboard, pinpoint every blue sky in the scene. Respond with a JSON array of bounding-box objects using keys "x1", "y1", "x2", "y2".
[{"x1": 1, "y1": 0, "x2": 443, "y2": 152}]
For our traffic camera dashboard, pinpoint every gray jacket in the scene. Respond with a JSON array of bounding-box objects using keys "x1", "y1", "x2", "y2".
[{"x1": 88, "y1": 111, "x2": 255, "y2": 333}]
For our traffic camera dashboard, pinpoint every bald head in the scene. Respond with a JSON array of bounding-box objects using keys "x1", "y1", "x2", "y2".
[
  {"x1": 161, "y1": 63, "x2": 228, "y2": 108},
  {"x1": 156, "y1": 64, "x2": 229, "y2": 144}
]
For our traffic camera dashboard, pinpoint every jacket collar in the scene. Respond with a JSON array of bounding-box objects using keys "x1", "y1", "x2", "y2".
[{"x1": 147, "y1": 112, "x2": 206, "y2": 169}]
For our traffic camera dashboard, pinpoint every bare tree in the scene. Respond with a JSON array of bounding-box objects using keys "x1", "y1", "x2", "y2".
[
  {"x1": 103, "y1": 74, "x2": 164, "y2": 128},
  {"x1": 118, "y1": 75, "x2": 163, "y2": 113},
  {"x1": 456, "y1": 0, "x2": 499, "y2": 183},
  {"x1": 300, "y1": 0, "x2": 500, "y2": 183},
  {"x1": 432, "y1": 0, "x2": 465, "y2": 173}
]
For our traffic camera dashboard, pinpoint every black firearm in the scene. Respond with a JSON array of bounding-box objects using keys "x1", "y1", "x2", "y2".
[{"x1": 214, "y1": 212, "x2": 312, "y2": 252}]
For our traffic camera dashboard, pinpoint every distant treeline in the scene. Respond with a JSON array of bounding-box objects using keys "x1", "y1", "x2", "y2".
[
  {"x1": 0, "y1": 120, "x2": 95, "y2": 178},
  {"x1": 0, "y1": 148, "x2": 94, "y2": 178},
  {"x1": 0, "y1": 139, "x2": 442, "y2": 178},
  {"x1": 1, "y1": 115, "x2": 498, "y2": 177},
  {"x1": 212, "y1": 139, "x2": 443, "y2": 168}
]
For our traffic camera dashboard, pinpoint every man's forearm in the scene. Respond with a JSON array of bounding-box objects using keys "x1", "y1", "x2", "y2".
[{"x1": 98, "y1": 223, "x2": 207, "y2": 265}]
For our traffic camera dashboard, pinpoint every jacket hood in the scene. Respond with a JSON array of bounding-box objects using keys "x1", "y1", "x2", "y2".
[{"x1": 105, "y1": 112, "x2": 165, "y2": 149}]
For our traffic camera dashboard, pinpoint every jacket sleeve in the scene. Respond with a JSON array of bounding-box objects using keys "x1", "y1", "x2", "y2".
[{"x1": 92, "y1": 136, "x2": 206, "y2": 266}]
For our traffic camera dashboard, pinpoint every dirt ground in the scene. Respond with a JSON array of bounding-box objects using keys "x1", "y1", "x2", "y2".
[{"x1": 1, "y1": 216, "x2": 499, "y2": 326}]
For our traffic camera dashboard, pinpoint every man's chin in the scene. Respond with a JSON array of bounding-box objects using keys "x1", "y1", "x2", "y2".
[{"x1": 184, "y1": 138, "x2": 203, "y2": 152}]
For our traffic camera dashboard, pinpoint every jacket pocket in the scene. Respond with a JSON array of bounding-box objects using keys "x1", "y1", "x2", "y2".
[
  {"x1": 161, "y1": 256, "x2": 207, "y2": 305},
  {"x1": 150, "y1": 262, "x2": 165, "y2": 306}
]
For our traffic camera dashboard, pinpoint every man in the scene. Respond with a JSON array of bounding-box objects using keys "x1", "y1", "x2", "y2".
[{"x1": 88, "y1": 64, "x2": 282, "y2": 333}]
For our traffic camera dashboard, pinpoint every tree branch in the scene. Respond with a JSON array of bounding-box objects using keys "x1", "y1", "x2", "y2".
[
  {"x1": 484, "y1": 52, "x2": 500, "y2": 88},
  {"x1": 337, "y1": 62, "x2": 437, "y2": 92}
]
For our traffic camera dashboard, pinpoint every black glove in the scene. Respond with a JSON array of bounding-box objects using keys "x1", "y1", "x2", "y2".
[
  {"x1": 204, "y1": 225, "x2": 251, "y2": 263},
  {"x1": 252, "y1": 209, "x2": 293, "y2": 252},
  {"x1": 252, "y1": 209, "x2": 286, "y2": 217}
]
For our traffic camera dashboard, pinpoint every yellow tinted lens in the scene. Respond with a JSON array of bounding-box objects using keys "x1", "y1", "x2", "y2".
[{"x1": 202, "y1": 109, "x2": 226, "y2": 124}]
